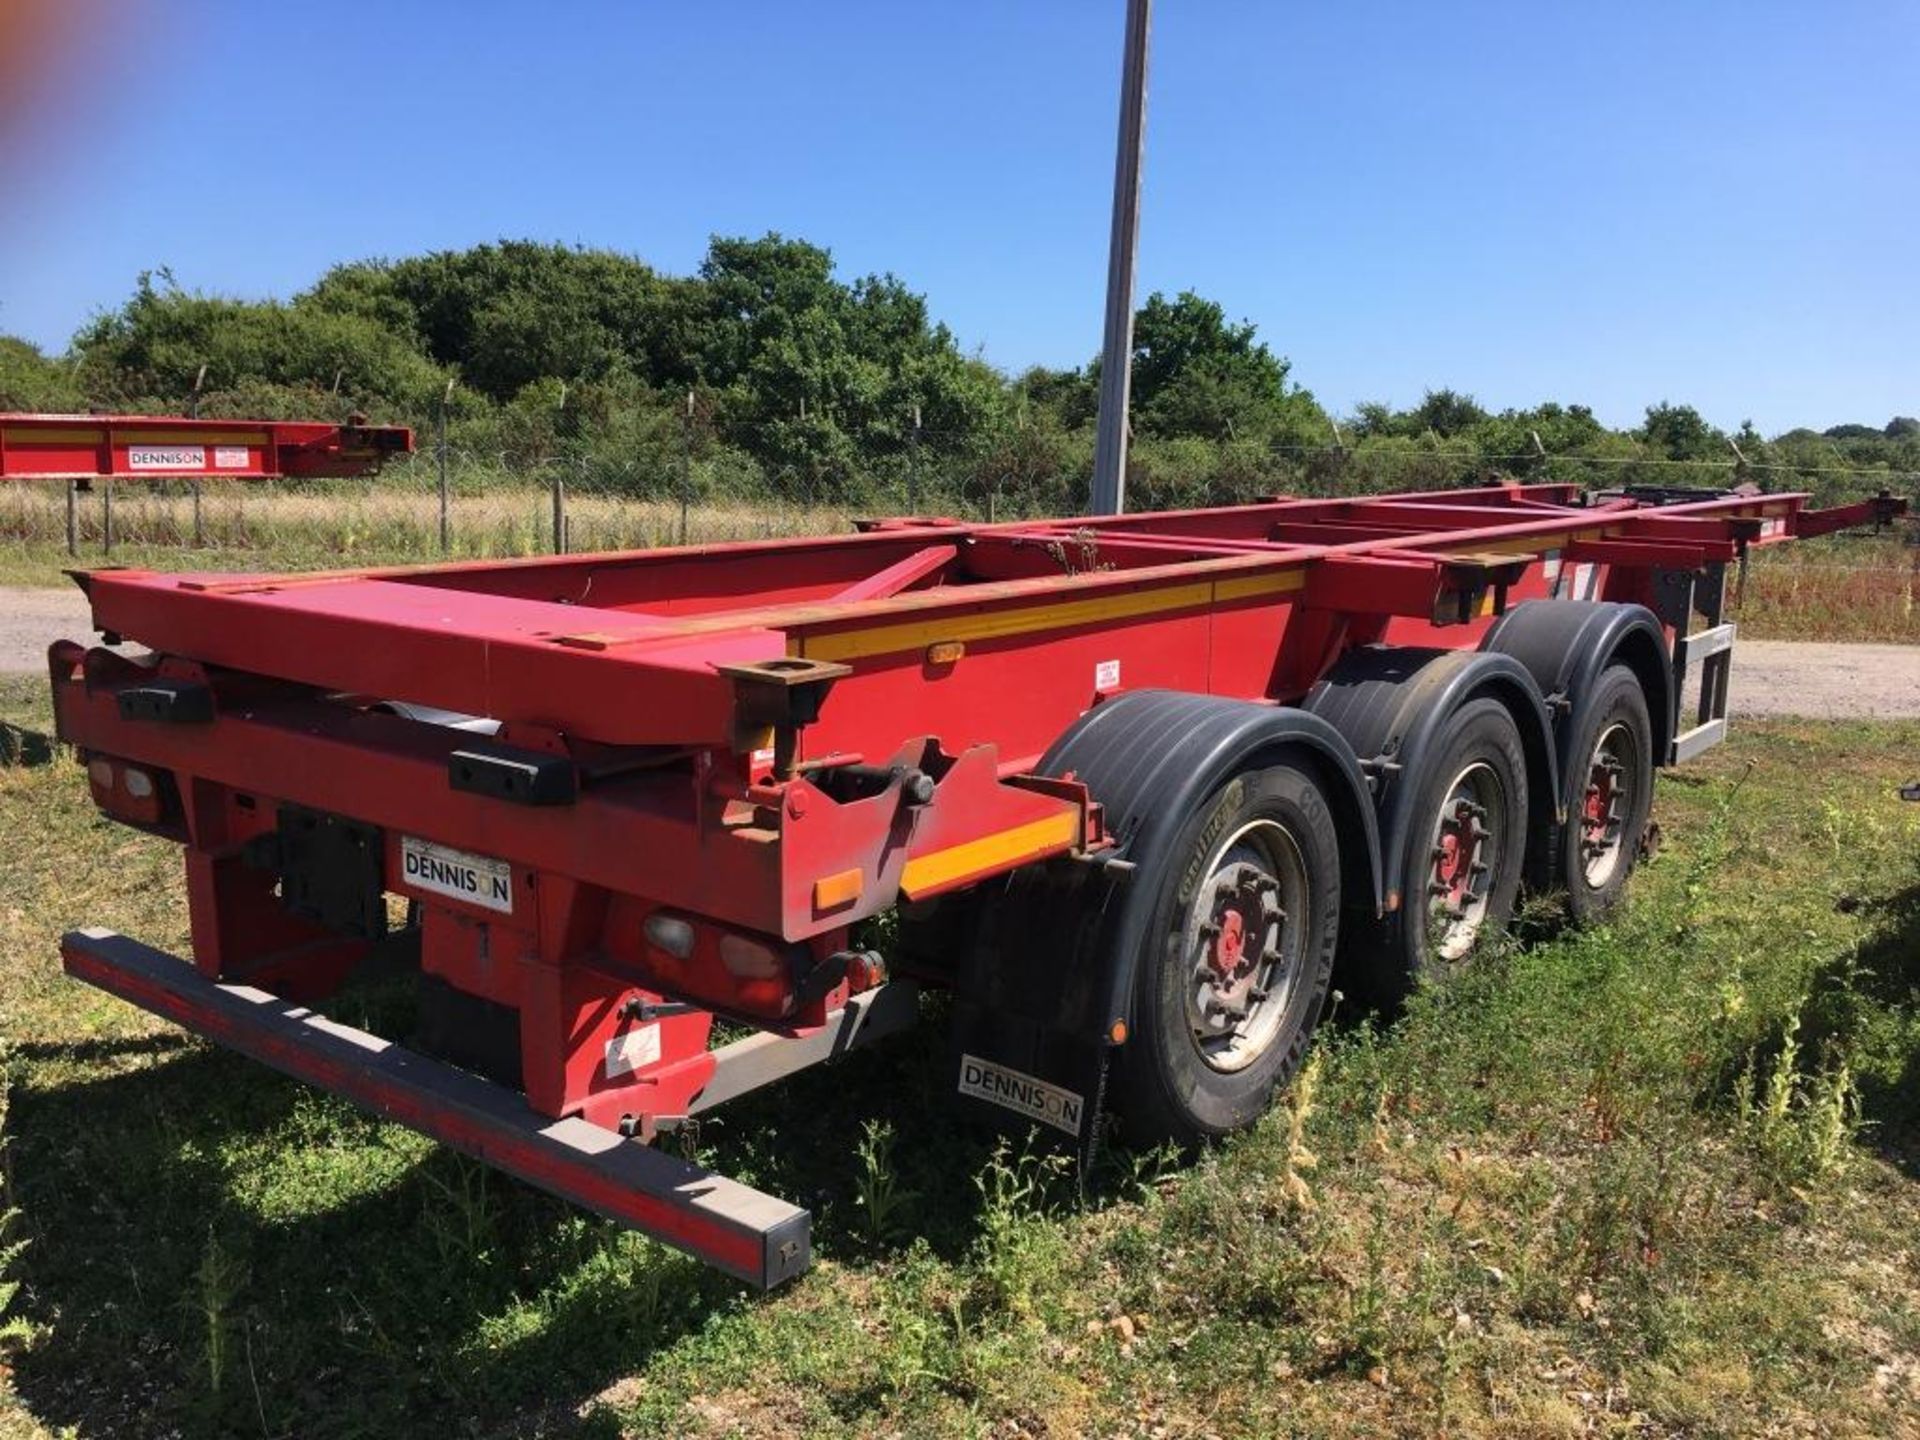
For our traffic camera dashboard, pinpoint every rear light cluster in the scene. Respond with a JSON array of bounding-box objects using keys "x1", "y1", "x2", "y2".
[
  {"x1": 85, "y1": 754, "x2": 170, "y2": 826},
  {"x1": 641, "y1": 913, "x2": 695, "y2": 959},
  {"x1": 632, "y1": 908, "x2": 823, "y2": 1021},
  {"x1": 717, "y1": 933, "x2": 786, "y2": 980}
]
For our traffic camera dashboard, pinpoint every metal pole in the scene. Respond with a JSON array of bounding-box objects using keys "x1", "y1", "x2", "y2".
[
  {"x1": 438, "y1": 379, "x2": 454, "y2": 554},
  {"x1": 65, "y1": 480, "x2": 77, "y2": 557},
  {"x1": 680, "y1": 389, "x2": 694, "y2": 546},
  {"x1": 1090, "y1": 0, "x2": 1152, "y2": 516}
]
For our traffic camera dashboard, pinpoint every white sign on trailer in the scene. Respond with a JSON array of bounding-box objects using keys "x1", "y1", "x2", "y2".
[
  {"x1": 400, "y1": 834, "x2": 514, "y2": 914},
  {"x1": 958, "y1": 1053, "x2": 1084, "y2": 1136},
  {"x1": 128, "y1": 446, "x2": 206, "y2": 470}
]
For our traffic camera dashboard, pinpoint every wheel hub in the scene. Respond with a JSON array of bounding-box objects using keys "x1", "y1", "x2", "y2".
[
  {"x1": 1423, "y1": 760, "x2": 1505, "y2": 964},
  {"x1": 1429, "y1": 799, "x2": 1490, "y2": 919},
  {"x1": 1182, "y1": 817, "x2": 1309, "y2": 1074},
  {"x1": 1579, "y1": 723, "x2": 1635, "y2": 887},
  {"x1": 1582, "y1": 755, "x2": 1623, "y2": 856},
  {"x1": 1192, "y1": 863, "x2": 1285, "y2": 1031}
]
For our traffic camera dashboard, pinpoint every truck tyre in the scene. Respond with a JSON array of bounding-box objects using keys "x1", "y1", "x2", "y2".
[
  {"x1": 1113, "y1": 761, "x2": 1341, "y2": 1147},
  {"x1": 1558, "y1": 664, "x2": 1654, "y2": 922},
  {"x1": 1391, "y1": 697, "x2": 1529, "y2": 983}
]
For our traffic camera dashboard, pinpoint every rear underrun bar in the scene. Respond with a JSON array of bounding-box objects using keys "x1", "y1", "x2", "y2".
[{"x1": 60, "y1": 928, "x2": 812, "y2": 1290}]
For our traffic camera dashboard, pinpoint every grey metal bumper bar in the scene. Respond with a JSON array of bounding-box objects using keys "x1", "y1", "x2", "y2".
[{"x1": 60, "y1": 927, "x2": 811, "y2": 1290}]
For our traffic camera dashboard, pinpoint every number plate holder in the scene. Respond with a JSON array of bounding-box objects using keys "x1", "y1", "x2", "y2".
[{"x1": 276, "y1": 804, "x2": 387, "y2": 939}]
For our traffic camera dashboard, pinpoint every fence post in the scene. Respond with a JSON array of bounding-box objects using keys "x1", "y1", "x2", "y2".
[
  {"x1": 191, "y1": 481, "x2": 203, "y2": 546},
  {"x1": 437, "y1": 379, "x2": 455, "y2": 554},
  {"x1": 185, "y1": 363, "x2": 207, "y2": 548},
  {"x1": 65, "y1": 480, "x2": 77, "y2": 557},
  {"x1": 102, "y1": 480, "x2": 114, "y2": 556},
  {"x1": 551, "y1": 472, "x2": 567, "y2": 555},
  {"x1": 679, "y1": 388, "x2": 694, "y2": 546},
  {"x1": 908, "y1": 402, "x2": 922, "y2": 514}
]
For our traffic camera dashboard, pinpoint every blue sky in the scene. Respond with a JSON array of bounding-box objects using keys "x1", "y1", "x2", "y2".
[{"x1": 1, "y1": 1, "x2": 1913, "y2": 433}]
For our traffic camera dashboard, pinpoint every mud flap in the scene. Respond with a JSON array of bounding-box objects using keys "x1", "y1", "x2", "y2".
[
  {"x1": 945, "y1": 859, "x2": 1125, "y2": 1174},
  {"x1": 949, "y1": 1004, "x2": 1112, "y2": 1171}
]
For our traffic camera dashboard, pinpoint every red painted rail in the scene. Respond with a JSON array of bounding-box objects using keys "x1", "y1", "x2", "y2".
[{"x1": 0, "y1": 412, "x2": 413, "y2": 481}]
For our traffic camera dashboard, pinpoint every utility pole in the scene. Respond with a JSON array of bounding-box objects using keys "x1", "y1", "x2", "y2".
[{"x1": 1090, "y1": 0, "x2": 1152, "y2": 515}]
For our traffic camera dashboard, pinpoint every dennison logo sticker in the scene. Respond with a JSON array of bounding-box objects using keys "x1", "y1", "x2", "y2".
[
  {"x1": 957, "y1": 1053, "x2": 1084, "y2": 1137},
  {"x1": 399, "y1": 834, "x2": 513, "y2": 914}
]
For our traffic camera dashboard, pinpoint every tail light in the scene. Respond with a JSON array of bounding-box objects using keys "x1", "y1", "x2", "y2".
[
  {"x1": 86, "y1": 754, "x2": 169, "y2": 826},
  {"x1": 642, "y1": 913, "x2": 696, "y2": 959},
  {"x1": 718, "y1": 934, "x2": 787, "y2": 979}
]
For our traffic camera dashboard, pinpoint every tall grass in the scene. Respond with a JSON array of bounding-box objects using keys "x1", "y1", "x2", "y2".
[
  {"x1": 1733, "y1": 536, "x2": 1920, "y2": 642},
  {"x1": 0, "y1": 476, "x2": 856, "y2": 579},
  {"x1": 0, "y1": 1046, "x2": 36, "y2": 1359}
]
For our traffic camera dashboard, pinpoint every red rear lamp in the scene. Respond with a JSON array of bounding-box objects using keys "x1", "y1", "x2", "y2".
[
  {"x1": 642, "y1": 913, "x2": 696, "y2": 959},
  {"x1": 86, "y1": 755, "x2": 168, "y2": 826},
  {"x1": 718, "y1": 933, "x2": 787, "y2": 980}
]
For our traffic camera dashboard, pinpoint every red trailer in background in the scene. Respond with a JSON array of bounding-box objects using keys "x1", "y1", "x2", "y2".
[
  {"x1": 0, "y1": 413, "x2": 413, "y2": 482},
  {"x1": 46, "y1": 478, "x2": 1901, "y2": 1288}
]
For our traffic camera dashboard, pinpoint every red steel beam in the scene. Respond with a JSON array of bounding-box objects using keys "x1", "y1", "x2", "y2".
[
  {"x1": 0, "y1": 413, "x2": 413, "y2": 481},
  {"x1": 68, "y1": 489, "x2": 1819, "y2": 756}
]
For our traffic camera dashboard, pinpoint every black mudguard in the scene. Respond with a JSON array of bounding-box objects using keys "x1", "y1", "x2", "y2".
[{"x1": 1481, "y1": 600, "x2": 1673, "y2": 792}]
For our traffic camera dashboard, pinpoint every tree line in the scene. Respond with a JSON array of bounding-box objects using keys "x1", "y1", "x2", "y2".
[{"x1": 2, "y1": 236, "x2": 1914, "y2": 510}]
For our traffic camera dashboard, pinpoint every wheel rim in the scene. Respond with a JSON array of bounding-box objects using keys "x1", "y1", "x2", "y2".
[
  {"x1": 1424, "y1": 761, "x2": 1506, "y2": 963},
  {"x1": 1579, "y1": 722, "x2": 1636, "y2": 888},
  {"x1": 1181, "y1": 817, "x2": 1310, "y2": 1073}
]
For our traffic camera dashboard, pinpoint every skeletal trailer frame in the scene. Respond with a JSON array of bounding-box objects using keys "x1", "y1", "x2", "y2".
[
  {"x1": 49, "y1": 477, "x2": 1900, "y2": 1287},
  {"x1": 0, "y1": 413, "x2": 413, "y2": 483}
]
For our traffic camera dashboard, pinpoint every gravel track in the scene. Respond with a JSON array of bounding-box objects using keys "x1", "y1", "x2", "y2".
[
  {"x1": 2, "y1": 589, "x2": 101, "y2": 674},
  {"x1": 4, "y1": 587, "x2": 1919, "y2": 718}
]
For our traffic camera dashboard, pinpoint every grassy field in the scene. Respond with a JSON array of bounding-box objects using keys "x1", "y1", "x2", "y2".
[
  {"x1": 5, "y1": 481, "x2": 1918, "y2": 645},
  {"x1": 1727, "y1": 535, "x2": 1920, "y2": 643},
  {"x1": 0, "y1": 481, "x2": 861, "y2": 587},
  {"x1": 0, "y1": 675, "x2": 1916, "y2": 1437}
]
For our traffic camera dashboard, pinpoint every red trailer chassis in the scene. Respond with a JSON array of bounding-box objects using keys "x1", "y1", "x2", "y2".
[
  {"x1": 0, "y1": 412, "x2": 413, "y2": 481},
  {"x1": 47, "y1": 479, "x2": 1898, "y2": 1287}
]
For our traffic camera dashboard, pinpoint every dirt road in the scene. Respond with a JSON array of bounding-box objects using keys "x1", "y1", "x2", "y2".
[
  {"x1": 4, "y1": 586, "x2": 1920, "y2": 718},
  {"x1": 2, "y1": 589, "x2": 100, "y2": 674}
]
